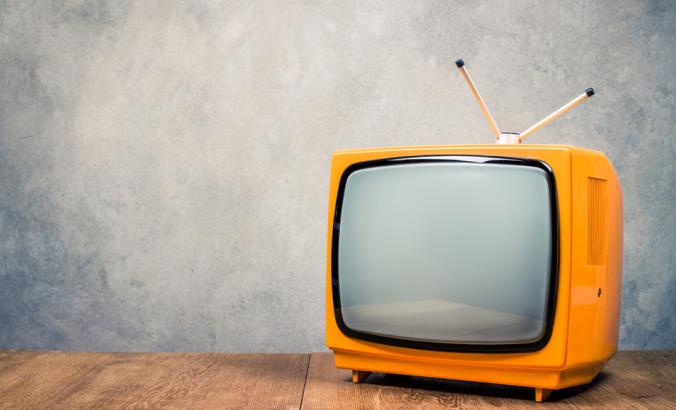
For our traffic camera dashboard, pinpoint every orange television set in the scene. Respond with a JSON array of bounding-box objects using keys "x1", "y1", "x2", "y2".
[{"x1": 325, "y1": 59, "x2": 623, "y2": 402}]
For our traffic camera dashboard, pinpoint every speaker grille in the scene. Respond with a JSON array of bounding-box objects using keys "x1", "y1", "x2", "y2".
[{"x1": 587, "y1": 177, "x2": 607, "y2": 265}]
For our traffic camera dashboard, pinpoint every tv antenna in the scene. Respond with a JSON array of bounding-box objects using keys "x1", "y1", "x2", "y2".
[{"x1": 455, "y1": 58, "x2": 594, "y2": 144}]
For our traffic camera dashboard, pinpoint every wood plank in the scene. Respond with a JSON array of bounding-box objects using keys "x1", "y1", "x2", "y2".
[
  {"x1": 301, "y1": 351, "x2": 676, "y2": 409},
  {"x1": 0, "y1": 351, "x2": 309, "y2": 409}
]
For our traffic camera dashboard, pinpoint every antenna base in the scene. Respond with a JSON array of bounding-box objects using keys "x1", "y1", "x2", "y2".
[{"x1": 497, "y1": 133, "x2": 521, "y2": 144}]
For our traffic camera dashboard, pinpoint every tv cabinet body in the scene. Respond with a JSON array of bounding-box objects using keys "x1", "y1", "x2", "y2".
[{"x1": 326, "y1": 145, "x2": 623, "y2": 402}]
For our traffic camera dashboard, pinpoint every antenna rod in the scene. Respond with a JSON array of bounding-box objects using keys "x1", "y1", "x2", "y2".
[
  {"x1": 455, "y1": 59, "x2": 501, "y2": 140},
  {"x1": 519, "y1": 88, "x2": 595, "y2": 143}
]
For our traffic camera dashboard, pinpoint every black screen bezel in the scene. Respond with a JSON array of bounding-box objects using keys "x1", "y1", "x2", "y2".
[{"x1": 330, "y1": 155, "x2": 560, "y2": 353}]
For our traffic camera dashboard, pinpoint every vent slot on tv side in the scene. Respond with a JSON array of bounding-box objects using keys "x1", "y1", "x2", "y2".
[{"x1": 587, "y1": 177, "x2": 608, "y2": 266}]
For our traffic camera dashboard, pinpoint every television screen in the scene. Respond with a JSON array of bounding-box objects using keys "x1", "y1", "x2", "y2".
[{"x1": 333, "y1": 156, "x2": 556, "y2": 349}]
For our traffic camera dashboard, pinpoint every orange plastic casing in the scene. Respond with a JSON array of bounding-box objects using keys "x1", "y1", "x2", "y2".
[{"x1": 326, "y1": 144, "x2": 623, "y2": 392}]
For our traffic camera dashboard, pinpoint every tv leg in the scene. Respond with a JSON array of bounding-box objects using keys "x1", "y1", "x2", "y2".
[
  {"x1": 352, "y1": 370, "x2": 371, "y2": 383},
  {"x1": 535, "y1": 387, "x2": 552, "y2": 402}
]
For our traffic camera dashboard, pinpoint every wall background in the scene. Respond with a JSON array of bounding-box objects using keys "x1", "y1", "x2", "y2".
[{"x1": 0, "y1": 0, "x2": 674, "y2": 352}]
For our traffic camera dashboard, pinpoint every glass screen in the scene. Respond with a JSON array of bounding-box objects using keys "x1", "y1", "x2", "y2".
[{"x1": 336, "y1": 160, "x2": 553, "y2": 346}]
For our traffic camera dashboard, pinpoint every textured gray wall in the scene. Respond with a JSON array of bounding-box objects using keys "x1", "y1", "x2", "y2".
[{"x1": 0, "y1": 0, "x2": 674, "y2": 352}]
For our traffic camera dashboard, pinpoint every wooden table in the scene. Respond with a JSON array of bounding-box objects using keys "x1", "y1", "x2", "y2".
[{"x1": 0, "y1": 350, "x2": 673, "y2": 409}]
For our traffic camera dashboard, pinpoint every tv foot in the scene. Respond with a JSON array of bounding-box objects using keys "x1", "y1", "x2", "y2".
[
  {"x1": 535, "y1": 387, "x2": 552, "y2": 402},
  {"x1": 351, "y1": 370, "x2": 372, "y2": 383}
]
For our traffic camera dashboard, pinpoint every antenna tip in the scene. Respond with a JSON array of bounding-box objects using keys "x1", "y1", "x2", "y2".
[
  {"x1": 586, "y1": 87, "x2": 595, "y2": 97},
  {"x1": 455, "y1": 59, "x2": 464, "y2": 68}
]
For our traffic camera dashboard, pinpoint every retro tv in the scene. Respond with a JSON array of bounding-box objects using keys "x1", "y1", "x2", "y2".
[{"x1": 326, "y1": 59, "x2": 623, "y2": 402}]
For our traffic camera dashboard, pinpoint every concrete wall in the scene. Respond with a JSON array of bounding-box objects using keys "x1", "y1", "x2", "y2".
[{"x1": 0, "y1": 0, "x2": 674, "y2": 352}]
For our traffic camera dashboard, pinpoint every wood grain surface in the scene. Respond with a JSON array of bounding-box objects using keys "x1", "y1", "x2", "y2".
[
  {"x1": 303, "y1": 351, "x2": 676, "y2": 409},
  {"x1": 0, "y1": 351, "x2": 309, "y2": 409},
  {"x1": 0, "y1": 350, "x2": 673, "y2": 409}
]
